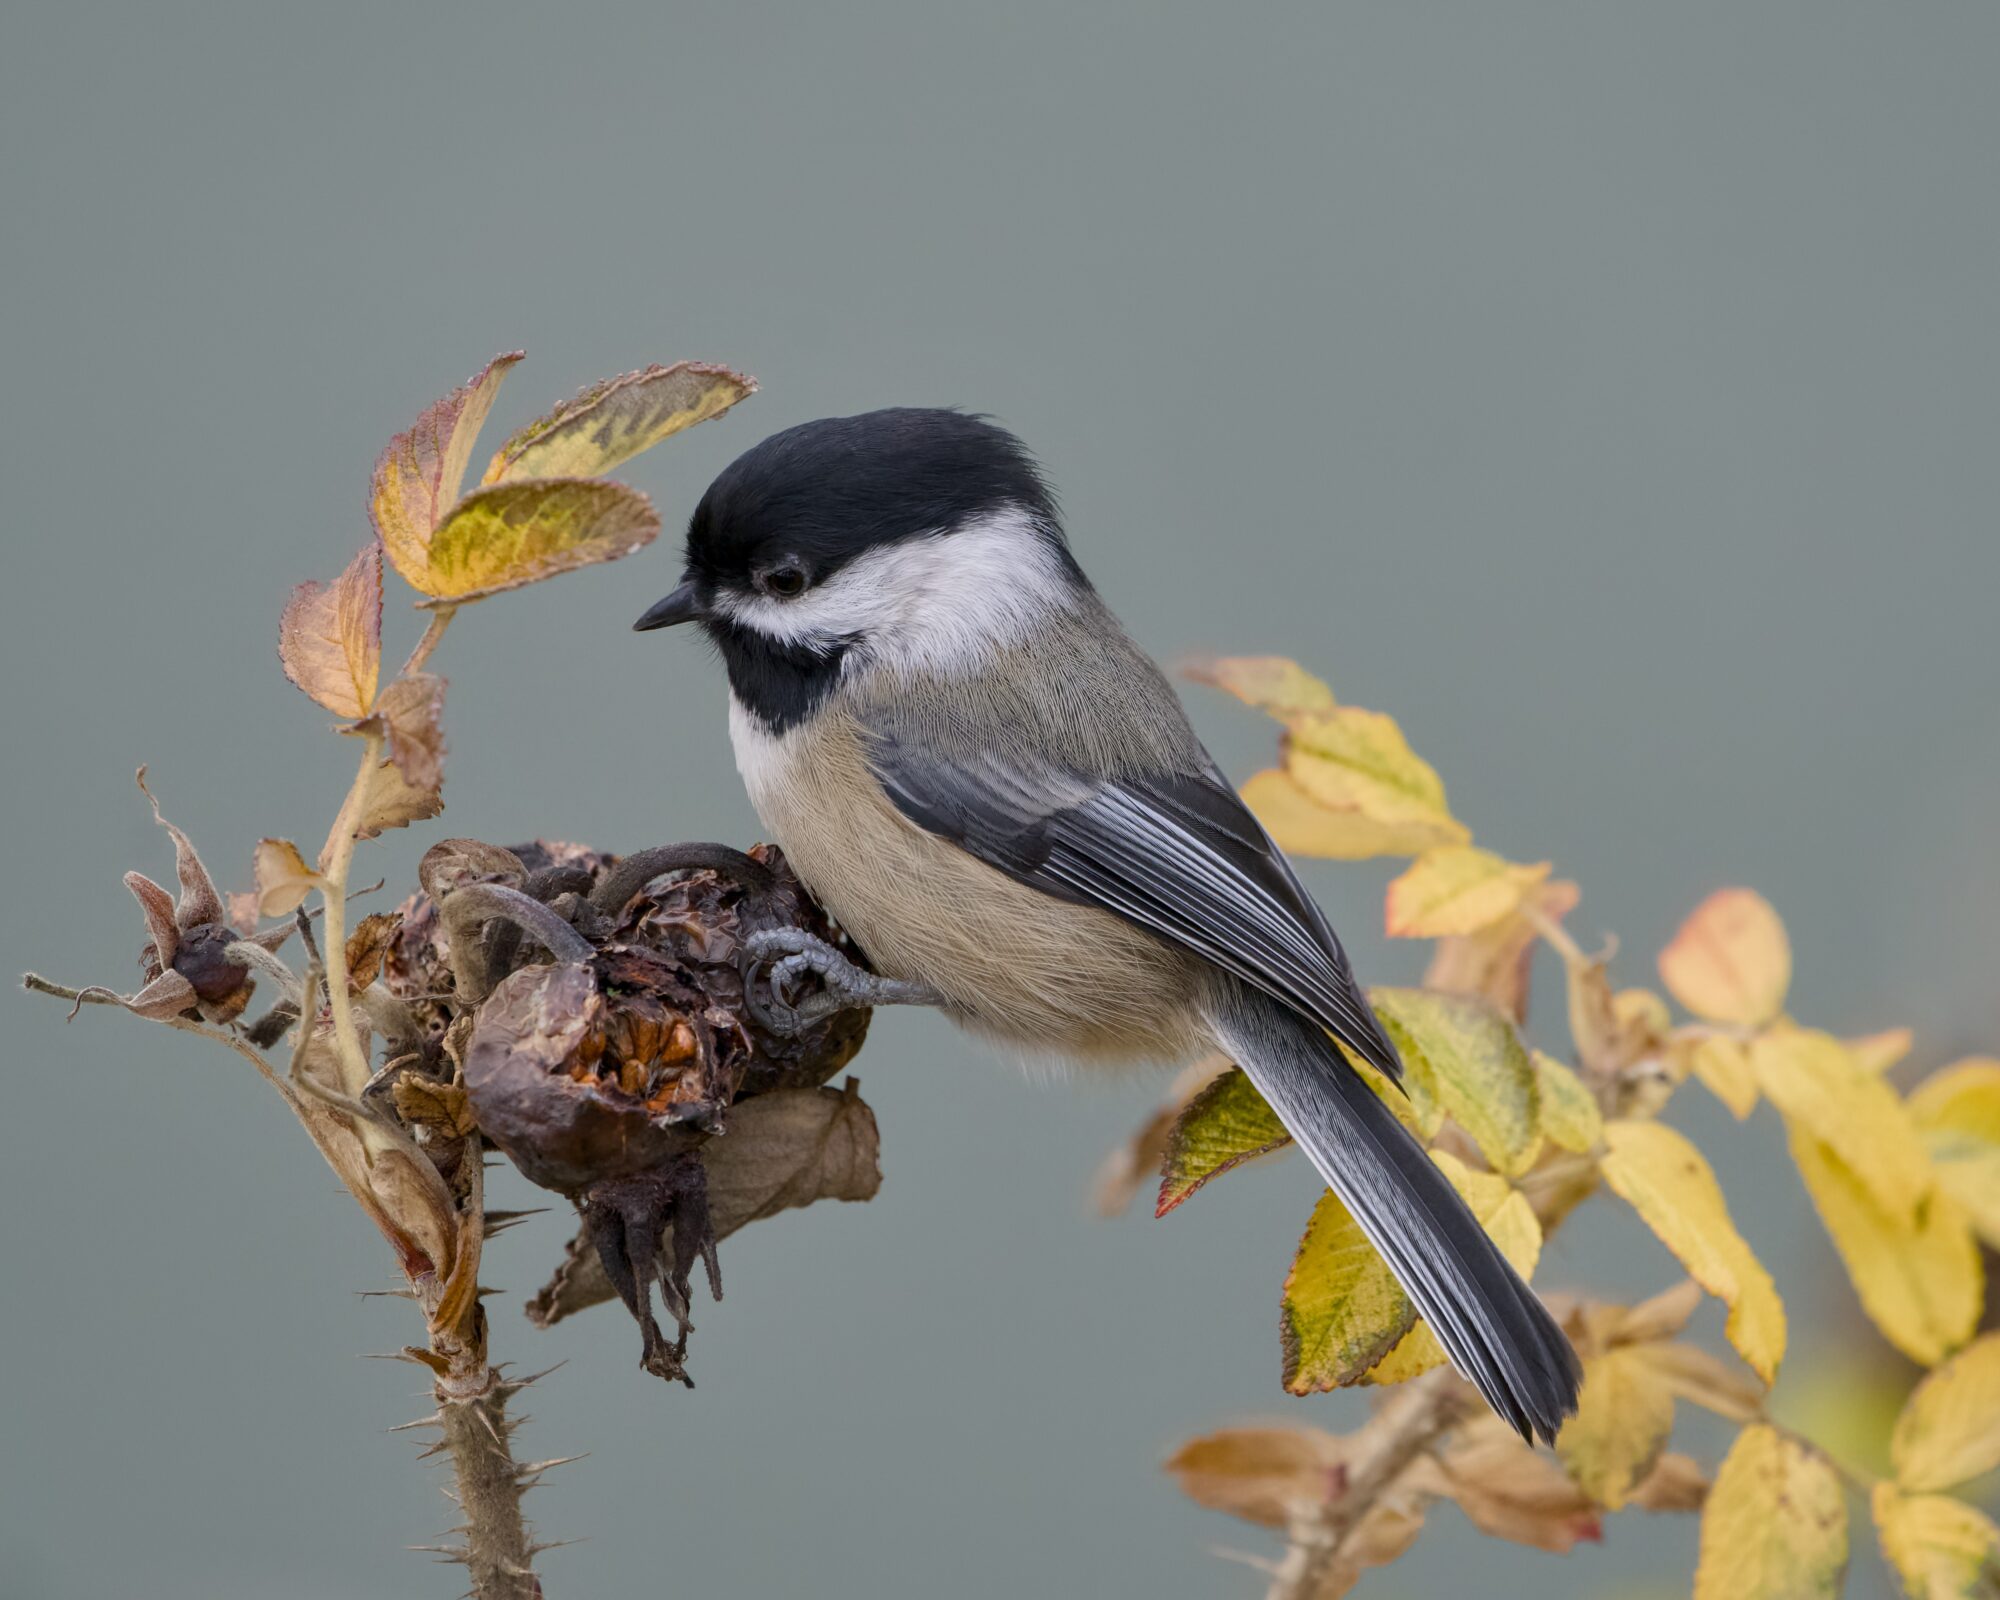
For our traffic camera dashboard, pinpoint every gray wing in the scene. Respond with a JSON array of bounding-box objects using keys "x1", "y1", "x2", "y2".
[{"x1": 859, "y1": 716, "x2": 1402, "y2": 1082}]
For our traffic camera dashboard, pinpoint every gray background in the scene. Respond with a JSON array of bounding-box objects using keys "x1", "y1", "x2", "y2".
[{"x1": 4, "y1": 3, "x2": 1996, "y2": 1596}]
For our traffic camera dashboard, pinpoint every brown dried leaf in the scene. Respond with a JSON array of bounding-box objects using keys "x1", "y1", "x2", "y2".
[
  {"x1": 278, "y1": 543, "x2": 383, "y2": 718},
  {"x1": 1424, "y1": 1413, "x2": 1605, "y2": 1551},
  {"x1": 348, "y1": 758, "x2": 444, "y2": 847},
  {"x1": 370, "y1": 351, "x2": 524, "y2": 594},
  {"x1": 1163, "y1": 1426, "x2": 1350, "y2": 1529},
  {"x1": 527, "y1": 1082, "x2": 882, "y2": 1326},
  {"x1": 1631, "y1": 1452, "x2": 1711, "y2": 1512},
  {"x1": 367, "y1": 673, "x2": 446, "y2": 793},
  {"x1": 344, "y1": 911, "x2": 400, "y2": 991},
  {"x1": 483, "y1": 361, "x2": 756, "y2": 484},
  {"x1": 393, "y1": 1074, "x2": 479, "y2": 1140},
  {"x1": 254, "y1": 837, "x2": 319, "y2": 918}
]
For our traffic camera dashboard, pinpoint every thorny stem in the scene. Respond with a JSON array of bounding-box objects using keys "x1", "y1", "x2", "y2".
[
  {"x1": 436, "y1": 1383, "x2": 541, "y2": 1600},
  {"x1": 402, "y1": 605, "x2": 456, "y2": 677},
  {"x1": 321, "y1": 728, "x2": 384, "y2": 1098}
]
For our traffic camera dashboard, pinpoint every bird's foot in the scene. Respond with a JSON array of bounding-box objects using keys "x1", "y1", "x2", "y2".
[{"x1": 743, "y1": 928, "x2": 941, "y2": 1036}]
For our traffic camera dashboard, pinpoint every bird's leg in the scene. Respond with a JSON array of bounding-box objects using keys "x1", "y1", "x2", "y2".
[{"x1": 743, "y1": 928, "x2": 942, "y2": 1036}]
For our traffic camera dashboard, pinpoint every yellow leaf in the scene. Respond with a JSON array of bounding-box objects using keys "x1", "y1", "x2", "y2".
[
  {"x1": 1274, "y1": 706, "x2": 1470, "y2": 859},
  {"x1": 278, "y1": 543, "x2": 382, "y2": 718},
  {"x1": 1873, "y1": 1485, "x2": 2000, "y2": 1600},
  {"x1": 1695, "y1": 1425, "x2": 1848, "y2": 1600},
  {"x1": 370, "y1": 351, "x2": 523, "y2": 593},
  {"x1": 1280, "y1": 1188, "x2": 1418, "y2": 1393},
  {"x1": 1424, "y1": 878, "x2": 1581, "y2": 1024},
  {"x1": 1892, "y1": 1334, "x2": 2000, "y2": 1493},
  {"x1": 1163, "y1": 1426, "x2": 1350, "y2": 1529},
  {"x1": 1370, "y1": 988, "x2": 1542, "y2": 1177},
  {"x1": 1557, "y1": 1347, "x2": 1676, "y2": 1509},
  {"x1": 1155, "y1": 1067, "x2": 1292, "y2": 1215},
  {"x1": 1365, "y1": 1151, "x2": 1543, "y2": 1385},
  {"x1": 1534, "y1": 1049, "x2": 1603, "y2": 1153},
  {"x1": 482, "y1": 361, "x2": 756, "y2": 484},
  {"x1": 1850, "y1": 1027, "x2": 1916, "y2": 1075},
  {"x1": 1908, "y1": 1059, "x2": 2000, "y2": 1249},
  {"x1": 253, "y1": 837, "x2": 318, "y2": 917},
  {"x1": 1788, "y1": 1126, "x2": 1981, "y2": 1367},
  {"x1": 1240, "y1": 766, "x2": 1464, "y2": 861},
  {"x1": 1385, "y1": 847, "x2": 1553, "y2": 939},
  {"x1": 1752, "y1": 1027, "x2": 1935, "y2": 1223},
  {"x1": 1182, "y1": 654, "x2": 1336, "y2": 716},
  {"x1": 1599, "y1": 1119, "x2": 1787, "y2": 1382},
  {"x1": 417, "y1": 479, "x2": 660, "y2": 605},
  {"x1": 1682, "y1": 1034, "x2": 1759, "y2": 1120},
  {"x1": 1658, "y1": 887, "x2": 1791, "y2": 1026}
]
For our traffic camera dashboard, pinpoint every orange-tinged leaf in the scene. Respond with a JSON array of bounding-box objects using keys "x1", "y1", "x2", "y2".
[
  {"x1": 1659, "y1": 887, "x2": 1791, "y2": 1026},
  {"x1": 1155, "y1": 1067, "x2": 1291, "y2": 1215},
  {"x1": 1182, "y1": 654, "x2": 1336, "y2": 716},
  {"x1": 348, "y1": 757, "x2": 444, "y2": 849},
  {"x1": 483, "y1": 361, "x2": 756, "y2": 484},
  {"x1": 1385, "y1": 847, "x2": 1552, "y2": 939},
  {"x1": 1908, "y1": 1059, "x2": 2000, "y2": 1249},
  {"x1": 278, "y1": 543, "x2": 383, "y2": 718},
  {"x1": 1422, "y1": 1413, "x2": 1604, "y2": 1550},
  {"x1": 1423, "y1": 878, "x2": 1580, "y2": 1025},
  {"x1": 1872, "y1": 1484, "x2": 2000, "y2": 1600},
  {"x1": 417, "y1": 478, "x2": 659, "y2": 605},
  {"x1": 1751, "y1": 1027, "x2": 1934, "y2": 1223},
  {"x1": 1850, "y1": 1027, "x2": 1916, "y2": 1076},
  {"x1": 1370, "y1": 988, "x2": 1541, "y2": 1176},
  {"x1": 1695, "y1": 1425, "x2": 1848, "y2": 1600},
  {"x1": 371, "y1": 352, "x2": 523, "y2": 593},
  {"x1": 1557, "y1": 1347, "x2": 1676, "y2": 1509},
  {"x1": 1892, "y1": 1334, "x2": 2000, "y2": 1493},
  {"x1": 1240, "y1": 766, "x2": 1463, "y2": 861},
  {"x1": 1599, "y1": 1119, "x2": 1786, "y2": 1382},
  {"x1": 1281, "y1": 1188, "x2": 1418, "y2": 1393},
  {"x1": 1164, "y1": 1426, "x2": 1350, "y2": 1529},
  {"x1": 1788, "y1": 1125, "x2": 1981, "y2": 1367},
  {"x1": 1364, "y1": 1152, "x2": 1542, "y2": 1385},
  {"x1": 254, "y1": 837, "x2": 318, "y2": 917},
  {"x1": 1682, "y1": 1034, "x2": 1759, "y2": 1120}
]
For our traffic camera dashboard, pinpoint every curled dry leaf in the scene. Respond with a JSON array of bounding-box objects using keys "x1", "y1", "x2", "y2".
[
  {"x1": 1385, "y1": 847, "x2": 1552, "y2": 940},
  {"x1": 1788, "y1": 1124, "x2": 1983, "y2": 1368},
  {"x1": 1659, "y1": 887, "x2": 1792, "y2": 1027},
  {"x1": 370, "y1": 351, "x2": 524, "y2": 594},
  {"x1": 278, "y1": 542, "x2": 383, "y2": 718},
  {"x1": 254, "y1": 837, "x2": 318, "y2": 918},
  {"x1": 483, "y1": 361, "x2": 756, "y2": 484},
  {"x1": 343, "y1": 911, "x2": 400, "y2": 991},
  {"x1": 1907, "y1": 1058, "x2": 2000, "y2": 1248},
  {"x1": 361, "y1": 672, "x2": 446, "y2": 794},
  {"x1": 348, "y1": 756, "x2": 444, "y2": 847},
  {"x1": 1163, "y1": 1425, "x2": 1350, "y2": 1530},
  {"x1": 416, "y1": 479, "x2": 660, "y2": 606},
  {"x1": 1420, "y1": 1413, "x2": 1604, "y2": 1550},
  {"x1": 1598, "y1": 1119, "x2": 1786, "y2": 1382},
  {"x1": 1695, "y1": 1425, "x2": 1848, "y2": 1600}
]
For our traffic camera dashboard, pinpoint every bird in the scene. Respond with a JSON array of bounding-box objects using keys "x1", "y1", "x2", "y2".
[{"x1": 634, "y1": 406, "x2": 1582, "y2": 1443}]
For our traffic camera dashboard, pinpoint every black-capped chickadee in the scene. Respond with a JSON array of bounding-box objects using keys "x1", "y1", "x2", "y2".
[{"x1": 636, "y1": 408, "x2": 1582, "y2": 1442}]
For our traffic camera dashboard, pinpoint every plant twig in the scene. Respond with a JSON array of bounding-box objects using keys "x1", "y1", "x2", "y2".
[
  {"x1": 320, "y1": 729, "x2": 384, "y2": 1097},
  {"x1": 402, "y1": 606, "x2": 456, "y2": 677}
]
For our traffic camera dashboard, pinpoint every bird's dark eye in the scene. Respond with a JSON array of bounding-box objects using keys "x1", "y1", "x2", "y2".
[{"x1": 761, "y1": 562, "x2": 807, "y2": 598}]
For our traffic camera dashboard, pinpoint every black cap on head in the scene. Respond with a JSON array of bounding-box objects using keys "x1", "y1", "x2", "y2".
[{"x1": 681, "y1": 407, "x2": 1070, "y2": 593}]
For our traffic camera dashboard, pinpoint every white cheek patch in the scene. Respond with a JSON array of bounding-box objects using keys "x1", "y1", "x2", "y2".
[{"x1": 711, "y1": 505, "x2": 1077, "y2": 677}]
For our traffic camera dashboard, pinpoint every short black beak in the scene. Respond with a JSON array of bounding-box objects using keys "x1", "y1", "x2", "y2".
[{"x1": 633, "y1": 579, "x2": 704, "y2": 632}]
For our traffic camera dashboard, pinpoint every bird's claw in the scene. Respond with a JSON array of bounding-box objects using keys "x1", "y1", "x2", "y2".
[{"x1": 742, "y1": 928, "x2": 940, "y2": 1037}]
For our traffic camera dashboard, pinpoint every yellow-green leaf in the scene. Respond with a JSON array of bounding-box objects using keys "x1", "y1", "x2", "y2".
[
  {"x1": 1365, "y1": 1152, "x2": 1542, "y2": 1385},
  {"x1": 1788, "y1": 1126, "x2": 1981, "y2": 1367},
  {"x1": 278, "y1": 543, "x2": 383, "y2": 719},
  {"x1": 1892, "y1": 1334, "x2": 2000, "y2": 1493},
  {"x1": 1277, "y1": 705, "x2": 1470, "y2": 859},
  {"x1": 1155, "y1": 1068, "x2": 1291, "y2": 1215},
  {"x1": 1533, "y1": 1049, "x2": 1603, "y2": 1153},
  {"x1": 418, "y1": 479, "x2": 660, "y2": 605},
  {"x1": 1682, "y1": 1034, "x2": 1759, "y2": 1120},
  {"x1": 1557, "y1": 1347, "x2": 1676, "y2": 1510},
  {"x1": 1873, "y1": 1485, "x2": 2000, "y2": 1600},
  {"x1": 1280, "y1": 1189, "x2": 1418, "y2": 1394},
  {"x1": 370, "y1": 352, "x2": 523, "y2": 593},
  {"x1": 1182, "y1": 655, "x2": 1336, "y2": 716},
  {"x1": 1658, "y1": 887, "x2": 1792, "y2": 1027},
  {"x1": 1370, "y1": 988, "x2": 1541, "y2": 1177},
  {"x1": 1908, "y1": 1059, "x2": 2000, "y2": 1250},
  {"x1": 254, "y1": 837, "x2": 319, "y2": 918},
  {"x1": 1752, "y1": 1027, "x2": 1935, "y2": 1223},
  {"x1": 1385, "y1": 847, "x2": 1553, "y2": 939},
  {"x1": 482, "y1": 361, "x2": 755, "y2": 484},
  {"x1": 1695, "y1": 1425, "x2": 1848, "y2": 1600},
  {"x1": 1599, "y1": 1119, "x2": 1787, "y2": 1382}
]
